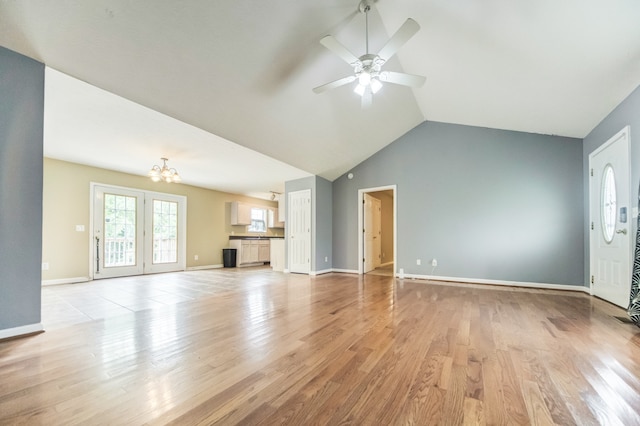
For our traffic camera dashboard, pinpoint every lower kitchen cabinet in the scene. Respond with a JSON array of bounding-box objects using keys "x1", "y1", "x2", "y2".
[{"x1": 229, "y1": 239, "x2": 270, "y2": 266}]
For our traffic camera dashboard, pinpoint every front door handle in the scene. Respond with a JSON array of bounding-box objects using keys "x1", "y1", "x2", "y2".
[{"x1": 616, "y1": 228, "x2": 628, "y2": 235}]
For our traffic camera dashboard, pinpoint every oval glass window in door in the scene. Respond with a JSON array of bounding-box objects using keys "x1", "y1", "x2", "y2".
[{"x1": 601, "y1": 164, "x2": 616, "y2": 243}]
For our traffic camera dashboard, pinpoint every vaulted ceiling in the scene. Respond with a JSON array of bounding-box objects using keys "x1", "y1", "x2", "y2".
[{"x1": 2, "y1": 1, "x2": 640, "y2": 197}]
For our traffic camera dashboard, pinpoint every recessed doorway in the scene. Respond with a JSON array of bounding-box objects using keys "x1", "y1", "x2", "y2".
[{"x1": 358, "y1": 185, "x2": 396, "y2": 276}]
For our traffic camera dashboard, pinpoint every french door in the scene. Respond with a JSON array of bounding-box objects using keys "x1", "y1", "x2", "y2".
[{"x1": 92, "y1": 184, "x2": 186, "y2": 279}]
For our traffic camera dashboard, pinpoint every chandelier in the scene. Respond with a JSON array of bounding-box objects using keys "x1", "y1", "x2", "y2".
[{"x1": 148, "y1": 157, "x2": 181, "y2": 183}]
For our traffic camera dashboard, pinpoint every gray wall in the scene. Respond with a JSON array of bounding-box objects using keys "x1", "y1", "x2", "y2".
[
  {"x1": 315, "y1": 176, "x2": 332, "y2": 271},
  {"x1": 333, "y1": 121, "x2": 584, "y2": 286},
  {"x1": 583, "y1": 84, "x2": 640, "y2": 283},
  {"x1": 0, "y1": 47, "x2": 44, "y2": 331}
]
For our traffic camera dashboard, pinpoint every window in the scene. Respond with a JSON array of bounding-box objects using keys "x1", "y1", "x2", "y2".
[
  {"x1": 152, "y1": 199, "x2": 178, "y2": 264},
  {"x1": 248, "y1": 207, "x2": 267, "y2": 233},
  {"x1": 601, "y1": 164, "x2": 616, "y2": 243}
]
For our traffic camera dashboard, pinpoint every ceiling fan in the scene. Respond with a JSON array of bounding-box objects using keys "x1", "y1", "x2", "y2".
[{"x1": 313, "y1": 0, "x2": 426, "y2": 108}]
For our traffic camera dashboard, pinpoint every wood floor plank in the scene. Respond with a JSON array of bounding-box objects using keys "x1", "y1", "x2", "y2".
[{"x1": 1, "y1": 268, "x2": 639, "y2": 424}]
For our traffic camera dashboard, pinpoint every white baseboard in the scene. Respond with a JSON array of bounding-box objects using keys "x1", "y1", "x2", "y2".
[
  {"x1": 310, "y1": 269, "x2": 332, "y2": 276},
  {"x1": 332, "y1": 268, "x2": 359, "y2": 274},
  {"x1": 399, "y1": 273, "x2": 590, "y2": 293},
  {"x1": 187, "y1": 264, "x2": 223, "y2": 271},
  {"x1": 42, "y1": 277, "x2": 89, "y2": 286},
  {"x1": 0, "y1": 323, "x2": 44, "y2": 340}
]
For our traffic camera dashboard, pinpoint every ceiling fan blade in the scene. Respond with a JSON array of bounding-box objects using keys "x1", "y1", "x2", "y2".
[
  {"x1": 361, "y1": 87, "x2": 373, "y2": 109},
  {"x1": 313, "y1": 75, "x2": 357, "y2": 94},
  {"x1": 320, "y1": 35, "x2": 359, "y2": 65},
  {"x1": 379, "y1": 71, "x2": 426, "y2": 88},
  {"x1": 377, "y1": 18, "x2": 420, "y2": 62}
]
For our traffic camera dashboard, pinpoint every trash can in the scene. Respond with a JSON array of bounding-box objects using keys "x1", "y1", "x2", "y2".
[{"x1": 222, "y1": 248, "x2": 237, "y2": 267}]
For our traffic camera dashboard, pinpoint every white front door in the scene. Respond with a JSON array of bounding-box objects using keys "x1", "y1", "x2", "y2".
[
  {"x1": 364, "y1": 193, "x2": 381, "y2": 273},
  {"x1": 93, "y1": 184, "x2": 187, "y2": 279},
  {"x1": 288, "y1": 189, "x2": 311, "y2": 274},
  {"x1": 589, "y1": 126, "x2": 631, "y2": 308},
  {"x1": 93, "y1": 186, "x2": 145, "y2": 279}
]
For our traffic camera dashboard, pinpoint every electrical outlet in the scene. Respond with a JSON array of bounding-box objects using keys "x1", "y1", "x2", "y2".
[
  {"x1": 325, "y1": 256, "x2": 328, "y2": 262},
  {"x1": 416, "y1": 259, "x2": 421, "y2": 266},
  {"x1": 42, "y1": 262, "x2": 49, "y2": 271},
  {"x1": 194, "y1": 255, "x2": 199, "y2": 261},
  {"x1": 431, "y1": 259, "x2": 438, "y2": 267}
]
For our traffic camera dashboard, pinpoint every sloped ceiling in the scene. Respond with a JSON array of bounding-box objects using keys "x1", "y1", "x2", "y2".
[{"x1": 1, "y1": 1, "x2": 640, "y2": 197}]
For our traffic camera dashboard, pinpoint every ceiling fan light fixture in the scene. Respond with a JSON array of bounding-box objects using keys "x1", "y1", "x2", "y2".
[
  {"x1": 370, "y1": 78, "x2": 382, "y2": 94},
  {"x1": 312, "y1": 1, "x2": 425, "y2": 107},
  {"x1": 358, "y1": 71, "x2": 371, "y2": 86}
]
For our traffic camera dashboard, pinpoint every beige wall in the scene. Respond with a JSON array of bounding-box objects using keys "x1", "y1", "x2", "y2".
[{"x1": 43, "y1": 158, "x2": 281, "y2": 282}]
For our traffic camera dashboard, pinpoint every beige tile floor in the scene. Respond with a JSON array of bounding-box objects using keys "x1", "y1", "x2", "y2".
[{"x1": 41, "y1": 266, "x2": 275, "y2": 330}]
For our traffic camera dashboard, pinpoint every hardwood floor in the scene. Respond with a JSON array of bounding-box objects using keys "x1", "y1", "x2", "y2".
[{"x1": 2, "y1": 268, "x2": 640, "y2": 425}]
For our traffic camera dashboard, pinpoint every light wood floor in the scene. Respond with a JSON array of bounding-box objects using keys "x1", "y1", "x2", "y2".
[{"x1": 2, "y1": 268, "x2": 640, "y2": 425}]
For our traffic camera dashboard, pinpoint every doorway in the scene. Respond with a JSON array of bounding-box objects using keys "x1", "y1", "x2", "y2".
[
  {"x1": 358, "y1": 186, "x2": 396, "y2": 276},
  {"x1": 91, "y1": 183, "x2": 187, "y2": 279},
  {"x1": 589, "y1": 126, "x2": 631, "y2": 308}
]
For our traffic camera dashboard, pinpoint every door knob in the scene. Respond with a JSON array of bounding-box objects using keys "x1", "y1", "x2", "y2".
[{"x1": 616, "y1": 228, "x2": 628, "y2": 235}]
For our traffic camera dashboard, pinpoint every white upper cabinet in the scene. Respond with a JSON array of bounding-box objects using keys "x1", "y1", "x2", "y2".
[
  {"x1": 278, "y1": 194, "x2": 285, "y2": 223},
  {"x1": 230, "y1": 201, "x2": 252, "y2": 225},
  {"x1": 268, "y1": 208, "x2": 284, "y2": 228}
]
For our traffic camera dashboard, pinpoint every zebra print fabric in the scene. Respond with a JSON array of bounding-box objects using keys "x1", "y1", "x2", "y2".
[{"x1": 629, "y1": 184, "x2": 640, "y2": 327}]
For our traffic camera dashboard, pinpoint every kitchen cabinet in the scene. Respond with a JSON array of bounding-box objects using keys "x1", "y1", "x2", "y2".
[
  {"x1": 270, "y1": 239, "x2": 285, "y2": 272},
  {"x1": 229, "y1": 239, "x2": 270, "y2": 266},
  {"x1": 268, "y1": 208, "x2": 284, "y2": 229},
  {"x1": 278, "y1": 195, "x2": 285, "y2": 223},
  {"x1": 230, "y1": 202, "x2": 252, "y2": 225}
]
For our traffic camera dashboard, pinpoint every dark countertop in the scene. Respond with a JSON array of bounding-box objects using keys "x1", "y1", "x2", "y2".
[{"x1": 229, "y1": 235, "x2": 284, "y2": 240}]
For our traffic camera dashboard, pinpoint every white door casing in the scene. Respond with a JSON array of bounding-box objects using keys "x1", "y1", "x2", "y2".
[
  {"x1": 288, "y1": 189, "x2": 311, "y2": 274},
  {"x1": 589, "y1": 126, "x2": 632, "y2": 308},
  {"x1": 363, "y1": 193, "x2": 382, "y2": 273},
  {"x1": 358, "y1": 185, "x2": 397, "y2": 275}
]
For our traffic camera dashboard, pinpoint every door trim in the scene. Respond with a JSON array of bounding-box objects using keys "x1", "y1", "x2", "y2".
[
  {"x1": 358, "y1": 185, "x2": 397, "y2": 275},
  {"x1": 588, "y1": 125, "x2": 631, "y2": 302}
]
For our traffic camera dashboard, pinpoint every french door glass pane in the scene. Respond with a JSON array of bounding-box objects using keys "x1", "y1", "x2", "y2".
[
  {"x1": 104, "y1": 193, "x2": 137, "y2": 267},
  {"x1": 153, "y1": 199, "x2": 178, "y2": 264}
]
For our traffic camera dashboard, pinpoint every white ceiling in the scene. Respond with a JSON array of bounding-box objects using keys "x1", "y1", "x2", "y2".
[{"x1": 2, "y1": 1, "x2": 640, "y2": 197}]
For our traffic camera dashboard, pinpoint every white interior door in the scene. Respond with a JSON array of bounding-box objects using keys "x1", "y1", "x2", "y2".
[
  {"x1": 364, "y1": 193, "x2": 381, "y2": 273},
  {"x1": 288, "y1": 189, "x2": 311, "y2": 274},
  {"x1": 93, "y1": 186, "x2": 145, "y2": 279},
  {"x1": 589, "y1": 126, "x2": 631, "y2": 308}
]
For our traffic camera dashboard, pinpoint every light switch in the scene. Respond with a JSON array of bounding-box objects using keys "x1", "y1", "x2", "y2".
[{"x1": 75, "y1": 225, "x2": 85, "y2": 232}]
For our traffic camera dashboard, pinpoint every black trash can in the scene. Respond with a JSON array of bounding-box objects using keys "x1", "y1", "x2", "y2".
[{"x1": 222, "y1": 248, "x2": 237, "y2": 267}]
